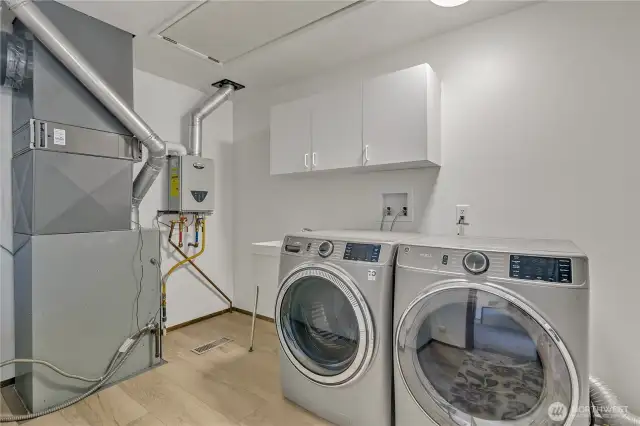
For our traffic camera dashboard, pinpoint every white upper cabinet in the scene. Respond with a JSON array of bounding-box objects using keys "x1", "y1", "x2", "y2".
[
  {"x1": 310, "y1": 83, "x2": 363, "y2": 171},
  {"x1": 363, "y1": 63, "x2": 441, "y2": 168},
  {"x1": 270, "y1": 97, "x2": 312, "y2": 175},
  {"x1": 269, "y1": 63, "x2": 440, "y2": 175}
]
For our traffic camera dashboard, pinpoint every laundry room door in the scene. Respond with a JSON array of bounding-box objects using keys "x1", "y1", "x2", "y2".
[
  {"x1": 275, "y1": 264, "x2": 375, "y2": 386},
  {"x1": 395, "y1": 281, "x2": 579, "y2": 426}
]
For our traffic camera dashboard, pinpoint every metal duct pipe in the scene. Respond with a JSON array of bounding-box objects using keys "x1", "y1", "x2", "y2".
[
  {"x1": 188, "y1": 84, "x2": 234, "y2": 157},
  {"x1": 165, "y1": 142, "x2": 188, "y2": 157},
  {"x1": 590, "y1": 376, "x2": 640, "y2": 426},
  {"x1": 6, "y1": 0, "x2": 166, "y2": 227}
]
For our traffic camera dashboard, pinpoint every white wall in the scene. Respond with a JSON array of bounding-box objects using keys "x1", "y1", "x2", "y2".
[
  {"x1": 133, "y1": 69, "x2": 234, "y2": 328},
  {"x1": 234, "y1": 1, "x2": 640, "y2": 410},
  {"x1": 0, "y1": 66, "x2": 233, "y2": 380}
]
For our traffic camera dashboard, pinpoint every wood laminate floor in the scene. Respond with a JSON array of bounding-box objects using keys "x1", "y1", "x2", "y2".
[{"x1": 0, "y1": 313, "x2": 332, "y2": 426}]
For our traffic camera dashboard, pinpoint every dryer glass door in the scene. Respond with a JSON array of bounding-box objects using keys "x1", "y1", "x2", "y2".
[
  {"x1": 396, "y1": 281, "x2": 578, "y2": 426},
  {"x1": 276, "y1": 264, "x2": 375, "y2": 386}
]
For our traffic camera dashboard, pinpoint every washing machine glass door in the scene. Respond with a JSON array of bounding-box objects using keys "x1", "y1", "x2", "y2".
[
  {"x1": 396, "y1": 281, "x2": 579, "y2": 426},
  {"x1": 276, "y1": 263, "x2": 375, "y2": 386}
]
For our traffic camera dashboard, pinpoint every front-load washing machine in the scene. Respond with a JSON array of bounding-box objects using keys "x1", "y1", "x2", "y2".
[
  {"x1": 394, "y1": 236, "x2": 590, "y2": 426},
  {"x1": 276, "y1": 230, "x2": 411, "y2": 426}
]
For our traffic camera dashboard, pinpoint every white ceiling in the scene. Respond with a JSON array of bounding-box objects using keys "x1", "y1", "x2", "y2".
[
  {"x1": 59, "y1": 0, "x2": 530, "y2": 94},
  {"x1": 160, "y1": 0, "x2": 359, "y2": 63}
]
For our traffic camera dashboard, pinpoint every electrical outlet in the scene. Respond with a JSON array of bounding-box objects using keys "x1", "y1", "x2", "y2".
[{"x1": 456, "y1": 204, "x2": 470, "y2": 224}]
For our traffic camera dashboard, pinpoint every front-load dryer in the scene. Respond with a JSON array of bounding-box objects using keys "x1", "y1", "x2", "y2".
[
  {"x1": 394, "y1": 236, "x2": 590, "y2": 426},
  {"x1": 276, "y1": 230, "x2": 411, "y2": 426}
]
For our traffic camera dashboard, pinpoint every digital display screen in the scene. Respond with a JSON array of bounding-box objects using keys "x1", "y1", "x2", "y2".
[
  {"x1": 510, "y1": 255, "x2": 572, "y2": 283},
  {"x1": 344, "y1": 243, "x2": 381, "y2": 262}
]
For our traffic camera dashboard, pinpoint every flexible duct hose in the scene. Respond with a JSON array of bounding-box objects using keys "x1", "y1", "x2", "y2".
[
  {"x1": 590, "y1": 376, "x2": 640, "y2": 426},
  {"x1": 0, "y1": 323, "x2": 155, "y2": 422}
]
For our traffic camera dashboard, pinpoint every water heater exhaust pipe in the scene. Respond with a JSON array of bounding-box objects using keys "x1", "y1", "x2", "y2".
[
  {"x1": 6, "y1": 0, "x2": 166, "y2": 229},
  {"x1": 188, "y1": 79, "x2": 243, "y2": 157}
]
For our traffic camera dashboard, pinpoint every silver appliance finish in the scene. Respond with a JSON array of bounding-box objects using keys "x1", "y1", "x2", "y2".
[
  {"x1": 7, "y1": 0, "x2": 168, "y2": 217},
  {"x1": 12, "y1": 119, "x2": 141, "y2": 161},
  {"x1": 11, "y1": 1, "x2": 134, "y2": 135},
  {"x1": 277, "y1": 230, "x2": 412, "y2": 426},
  {"x1": 12, "y1": 149, "x2": 133, "y2": 235},
  {"x1": 393, "y1": 236, "x2": 590, "y2": 426},
  {"x1": 167, "y1": 155, "x2": 215, "y2": 212},
  {"x1": 13, "y1": 229, "x2": 162, "y2": 413}
]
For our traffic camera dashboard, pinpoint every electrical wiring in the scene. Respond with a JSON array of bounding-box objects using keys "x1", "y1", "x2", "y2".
[
  {"x1": 0, "y1": 359, "x2": 105, "y2": 383},
  {"x1": 130, "y1": 220, "x2": 144, "y2": 332},
  {"x1": 0, "y1": 324, "x2": 155, "y2": 423}
]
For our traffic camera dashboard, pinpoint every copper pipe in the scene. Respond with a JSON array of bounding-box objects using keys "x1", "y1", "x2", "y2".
[
  {"x1": 178, "y1": 217, "x2": 185, "y2": 247},
  {"x1": 168, "y1": 235, "x2": 232, "y2": 309},
  {"x1": 168, "y1": 221, "x2": 176, "y2": 240}
]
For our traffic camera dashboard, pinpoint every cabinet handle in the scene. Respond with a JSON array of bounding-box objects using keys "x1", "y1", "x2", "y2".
[
  {"x1": 312, "y1": 152, "x2": 317, "y2": 167},
  {"x1": 304, "y1": 153, "x2": 309, "y2": 169},
  {"x1": 364, "y1": 145, "x2": 370, "y2": 163}
]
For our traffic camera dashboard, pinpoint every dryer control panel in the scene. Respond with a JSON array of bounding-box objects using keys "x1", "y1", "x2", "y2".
[{"x1": 397, "y1": 245, "x2": 588, "y2": 287}]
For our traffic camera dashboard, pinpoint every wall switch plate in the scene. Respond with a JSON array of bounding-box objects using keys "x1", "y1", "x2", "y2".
[{"x1": 381, "y1": 192, "x2": 412, "y2": 223}]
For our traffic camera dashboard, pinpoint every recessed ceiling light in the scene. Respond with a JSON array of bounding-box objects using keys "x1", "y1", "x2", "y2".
[{"x1": 431, "y1": 0, "x2": 471, "y2": 7}]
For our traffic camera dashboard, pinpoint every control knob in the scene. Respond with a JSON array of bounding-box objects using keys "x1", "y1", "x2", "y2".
[
  {"x1": 318, "y1": 241, "x2": 334, "y2": 258},
  {"x1": 463, "y1": 251, "x2": 489, "y2": 275}
]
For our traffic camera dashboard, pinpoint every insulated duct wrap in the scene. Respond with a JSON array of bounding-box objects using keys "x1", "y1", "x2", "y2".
[
  {"x1": 6, "y1": 0, "x2": 166, "y2": 225},
  {"x1": 1, "y1": 31, "x2": 30, "y2": 89},
  {"x1": 590, "y1": 376, "x2": 640, "y2": 426}
]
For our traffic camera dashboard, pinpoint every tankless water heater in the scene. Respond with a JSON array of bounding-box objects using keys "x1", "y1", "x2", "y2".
[{"x1": 168, "y1": 155, "x2": 214, "y2": 212}]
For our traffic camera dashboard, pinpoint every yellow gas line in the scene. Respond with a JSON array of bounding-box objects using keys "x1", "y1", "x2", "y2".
[{"x1": 162, "y1": 218, "x2": 206, "y2": 329}]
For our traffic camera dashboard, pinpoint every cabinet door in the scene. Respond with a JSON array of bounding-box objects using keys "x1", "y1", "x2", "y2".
[
  {"x1": 310, "y1": 83, "x2": 363, "y2": 171},
  {"x1": 270, "y1": 97, "x2": 312, "y2": 175},
  {"x1": 363, "y1": 64, "x2": 429, "y2": 166}
]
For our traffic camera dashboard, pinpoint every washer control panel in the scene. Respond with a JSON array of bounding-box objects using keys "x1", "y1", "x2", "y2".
[
  {"x1": 509, "y1": 255, "x2": 572, "y2": 283},
  {"x1": 282, "y1": 236, "x2": 394, "y2": 265},
  {"x1": 343, "y1": 243, "x2": 381, "y2": 263}
]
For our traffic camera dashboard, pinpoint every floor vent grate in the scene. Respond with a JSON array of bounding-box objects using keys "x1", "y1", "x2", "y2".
[{"x1": 191, "y1": 337, "x2": 233, "y2": 355}]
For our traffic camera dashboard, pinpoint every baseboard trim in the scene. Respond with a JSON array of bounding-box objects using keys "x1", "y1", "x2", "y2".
[
  {"x1": 0, "y1": 377, "x2": 15, "y2": 388},
  {"x1": 166, "y1": 305, "x2": 275, "y2": 332},
  {"x1": 167, "y1": 308, "x2": 232, "y2": 332},
  {"x1": 232, "y1": 307, "x2": 275, "y2": 323}
]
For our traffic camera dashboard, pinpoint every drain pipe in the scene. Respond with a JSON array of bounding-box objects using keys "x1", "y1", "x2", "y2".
[
  {"x1": 590, "y1": 376, "x2": 640, "y2": 426},
  {"x1": 6, "y1": 0, "x2": 166, "y2": 229},
  {"x1": 189, "y1": 79, "x2": 243, "y2": 156}
]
